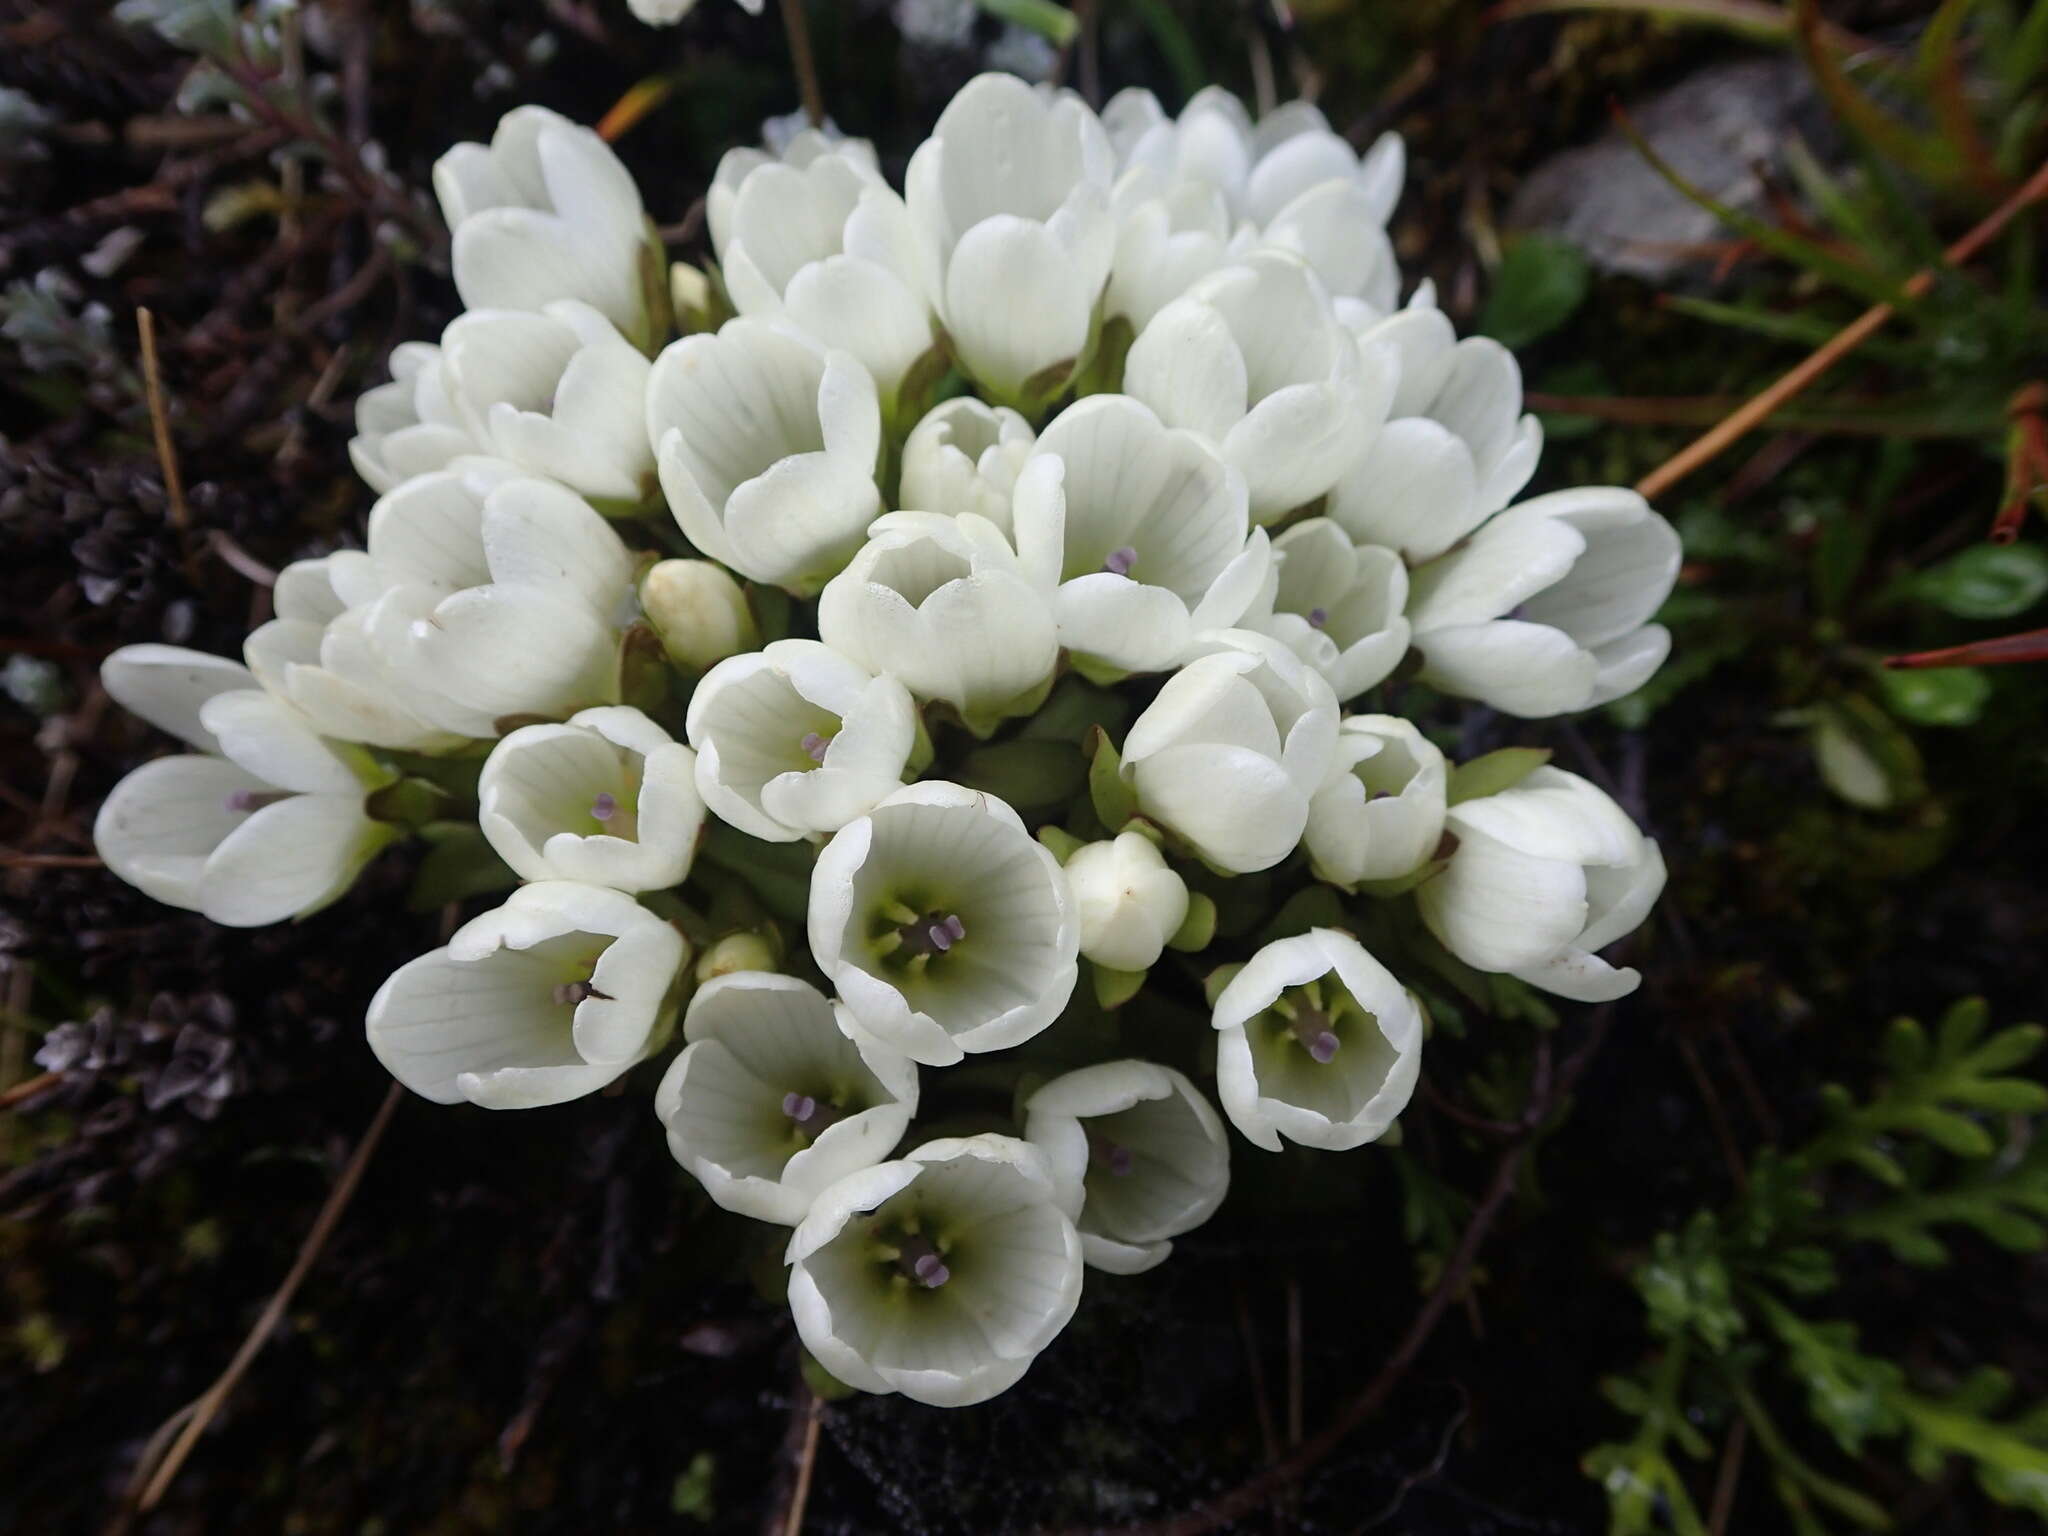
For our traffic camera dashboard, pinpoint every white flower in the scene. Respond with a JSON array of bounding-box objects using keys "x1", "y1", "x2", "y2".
[
  {"x1": 352, "y1": 471, "x2": 635, "y2": 736},
  {"x1": 898, "y1": 397, "x2": 1033, "y2": 533},
  {"x1": 654, "y1": 972, "x2": 917, "y2": 1225},
  {"x1": 1304, "y1": 715, "x2": 1447, "y2": 887},
  {"x1": 367, "y1": 881, "x2": 686, "y2": 1108},
  {"x1": 439, "y1": 301, "x2": 655, "y2": 507},
  {"x1": 1119, "y1": 632, "x2": 1339, "y2": 874},
  {"x1": 347, "y1": 342, "x2": 481, "y2": 495},
  {"x1": 904, "y1": 72, "x2": 1114, "y2": 402},
  {"x1": 1406, "y1": 487, "x2": 1682, "y2": 717},
  {"x1": 1256, "y1": 517, "x2": 1410, "y2": 701},
  {"x1": 1328, "y1": 301, "x2": 1543, "y2": 563},
  {"x1": 1102, "y1": 86, "x2": 1404, "y2": 230},
  {"x1": 786, "y1": 1133, "x2": 1082, "y2": 1407},
  {"x1": 1011, "y1": 396, "x2": 1270, "y2": 676},
  {"x1": 808, "y1": 781, "x2": 1078, "y2": 1066},
  {"x1": 245, "y1": 469, "x2": 634, "y2": 746},
  {"x1": 1256, "y1": 178, "x2": 1400, "y2": 312},
  {"x1": 433, "y1": 105, "x2": 660, "y2": 348},
  {"x1": 1212, "y1": 928, "x2": 1422, "y2": 1151},
  {"x1": 818, "y1": 509, "x2": 1058, "y2": 731},
  {"x1": 1417, "y1": 767, "x2": 1666, "y2": 1002},
  {"x1": 1063, "y1": 832, "x2": 1189, "y2": 974},
  {"x1": 709, "y1": 141, "x2": 939, "y2": 401},
  {"x1": 478, "y1": 705, "x2": 703, "y2": 891},
  {"x1": 94, "y1": 649, "x2": 393, "y2": 926},
  {"x1": 648, "y1": 317, "x2": 881, "y2": 594},
  {"x1": 1125, "y1": 251, "x2": 1392, "y2": 523},
  {"x1": 707, "y1": 123, "x2": 879, "y2": 255},
  {"x1": 686, "y1": 639, "x2": 918, "y2": 842},
  {"x1": 1103, "y1": 169, "x2": 1239, "y2": 331},
  {"x1": 243, "y1": 552, "x2": 469, "y2": 752},
  {"x1": 1023, "y1": 1060, "x2": 1229, "y2": 1273},
  {"x1": 629, "y1": 0, "x2": 762, "y2": 25},
  {"x1": 639, "y1": 558, "x2": 760, "y2": 672}
]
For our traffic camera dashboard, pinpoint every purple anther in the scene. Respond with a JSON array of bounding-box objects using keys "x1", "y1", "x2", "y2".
[
  {"x1": 1103, "y1": 546, "x2": 1138, "y2": 576},
  {"x1": 912, "y1": 1253, "x2": 951, "y2": 1288},
  {"x1": 1306, "y1": 607, "x2": 1329, "y2": 629},
  {"x1": 590, "y1": 792, "x2": 618, "y2": 822},
  {"x1": 223, "y1": 789, "x2": 289, "y2": 814},
  {"x1": 800, "y1": 731, "x2": 831, "y2": 763}
]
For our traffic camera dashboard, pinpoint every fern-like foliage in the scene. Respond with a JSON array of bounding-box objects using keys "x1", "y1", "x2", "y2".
[{"x1": 1587, "y1": 999, "x2": 2048, "y2": 1532}]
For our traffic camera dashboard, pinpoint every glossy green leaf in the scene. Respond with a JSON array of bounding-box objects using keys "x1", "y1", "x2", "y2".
[
  {"x1": 1915, "y1": 543, "x2": 2048, "y2": 620},
  {"x1": 1878, "y1": 665, "x2": 1991, "y2": 727},
  {"x1": 1479, "y1": 234, "x2": 1591, "y2": 348}
]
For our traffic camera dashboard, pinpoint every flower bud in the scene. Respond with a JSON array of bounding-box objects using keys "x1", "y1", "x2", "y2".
[
  {"x1": 1064, "y1": 832, "x2": 1190, "y2": 974},
  {"x1": 694, "y1": 929, "x2": 783, "y2": 985},
  {"x1": 641, "y1": 559, "x2": 760, "y2": 673}
]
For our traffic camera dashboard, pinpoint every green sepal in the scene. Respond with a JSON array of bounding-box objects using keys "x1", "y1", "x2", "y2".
[
  {"x1": 404, "y1": 822, "x2": 518, "y2": 912},
  {"x1": 1166, "y1": 891, "x2": 1217, "y2": 952},
  {"x1": 1037, "y1": 825, "x2": 1085, "y2": 864},
  {"x1": 1086, "y1": 726, "x2": 1137, "y2": 832},
  {"x1": 1445, "y1": 747, "x2": 1553, "y2": 806},
  {"x1": 1092, "y1": 962, "x2": 1147, "y2": 1010}
]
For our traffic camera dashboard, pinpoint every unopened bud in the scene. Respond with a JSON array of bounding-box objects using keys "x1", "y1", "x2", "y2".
[
  {"x1": 694, "y1": 928, "x2": 782, "y2": 985},
  {"x1": 642, "y1": 559, "x2": 759, "y2": 672}
]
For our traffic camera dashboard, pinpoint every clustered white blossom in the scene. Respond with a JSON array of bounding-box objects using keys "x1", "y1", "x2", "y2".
[{"x1": 93, "y1": 75, "x2": 1679, "y2": 1408}]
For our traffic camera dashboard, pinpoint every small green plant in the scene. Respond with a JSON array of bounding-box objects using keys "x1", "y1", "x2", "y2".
[{"x1": 1587, "y1": 999, "x2": 2048, "y2": 1531}]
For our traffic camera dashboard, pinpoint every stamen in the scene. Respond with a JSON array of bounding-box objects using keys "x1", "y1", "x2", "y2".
[
  {"x1": 1286, "y1": 1004, "x2": 1341, "y2": 1063},
  {"x1": 1102, "y1": 545, "x2": 1138, "y2": 576},
  {"x1": 589, "y1": 792, "x2": 618, "y2": 822},
  {"x1": 552, "y1": 980, "x2": 614, "y2": 1007},
  {"x1": 800, "y1": 731, "x2": 831, "y2": 763},
  {"x1": 223, "y1": 789, "x2": 291, "y2": 814},
  {"x1": 892, "y1": 909, "x2": 966, "y2": 961},
  {"x1": 782, "y1": 1091, "x2": 849, "y2": 1137},
  {"x1": 1306, "y1": 607, "x2": 1328, "y2": 629},
  {"x1": 894, "y1": 1234, "x2": 951, "y2": 1289},
  {"x1": 1087, "y1": 1128, "x2": 1134, "y2": 1177}
]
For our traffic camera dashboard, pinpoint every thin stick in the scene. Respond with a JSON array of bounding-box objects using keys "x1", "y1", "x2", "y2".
[
  {"x1": 129, "y1": 1083, "x2": 404, "y2": 1515},
  {"x1": 781, "y1": 1389, "x2": 823, "y2": 1536},
  {"x1": 135, "y1": 308, "x2": 190, "y2": 532},
  {"x1": 1284, "y1": 1275, "x2": 1303, "y2": 1448},
  {"x1": 0, "y1": 1070, "x2": 55, "y2": 1111},
  {"x1": 1707, "y1": 1416, "x2": 1747, "y2": 1536},
  {"x1": 1635, "y1": 154, "x2": 2048, "y2": 503},
  {"x1": 0, "y1": 851, "x2": 103, "y2": 869},
  {"x1": 777, "y1": 0, "x2": 826, "y2": 131}
]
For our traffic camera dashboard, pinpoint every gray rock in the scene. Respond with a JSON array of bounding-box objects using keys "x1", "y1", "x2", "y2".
[{"x1": 1507, "y1": 56, "x2": 1837, "y2": 282}]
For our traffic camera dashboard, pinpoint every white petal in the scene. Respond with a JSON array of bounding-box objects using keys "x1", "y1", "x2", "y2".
[
  {"x1": 100, "y1": 645, "x2": 254, "y2": 753},
  {"x1": 199, "y1": 794, "x2": 391, "y2": 927}
]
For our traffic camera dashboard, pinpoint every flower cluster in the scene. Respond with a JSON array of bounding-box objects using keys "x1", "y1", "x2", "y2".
[{"x1": 93, "y1": 76, "x2": 1677, "y2": 1407}]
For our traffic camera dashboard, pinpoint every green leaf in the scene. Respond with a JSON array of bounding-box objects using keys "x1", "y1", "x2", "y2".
[
  {"x1": 698, "y1": 821, "x2": 815, "y2": 924},
  {"x1": 1445, "y1": 747, "x2": 1553, "y2": 806},
  {"x1": 1915, "y1": 543, "x2": 2048, "y2": 620},
  {"x1": 959, "y1": 738, "x2": 1085, "y2": 810},
  {"x1": 973, "y1": 0, "x2": 1078, "y2": 45},
  {"x1": 1092, "y1": 962, "x2": 1146, "y2": 1009},
  {"x1": 1086, "y1": 726, "x2": 1136, "y2": 832},
  {"x1": 1878, "y1": 665, "x2": 1991, "y2": 727},
  {"x1": 1810, "y1": 697, "x2": 1925, "y2": 810},
  {"x1": 405, "y1": 823, "x2": 518, "y2": 912},
  {"x1": 1478, "y1": 234, "x2": 1591, "y2": 348},
  {"x1": 1636, "y1": 1214, "x2": 1747, "y2": 1352},
  {"x1": 1804, "y1": 1000, "x2": 2044, "y2": 1173}
]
